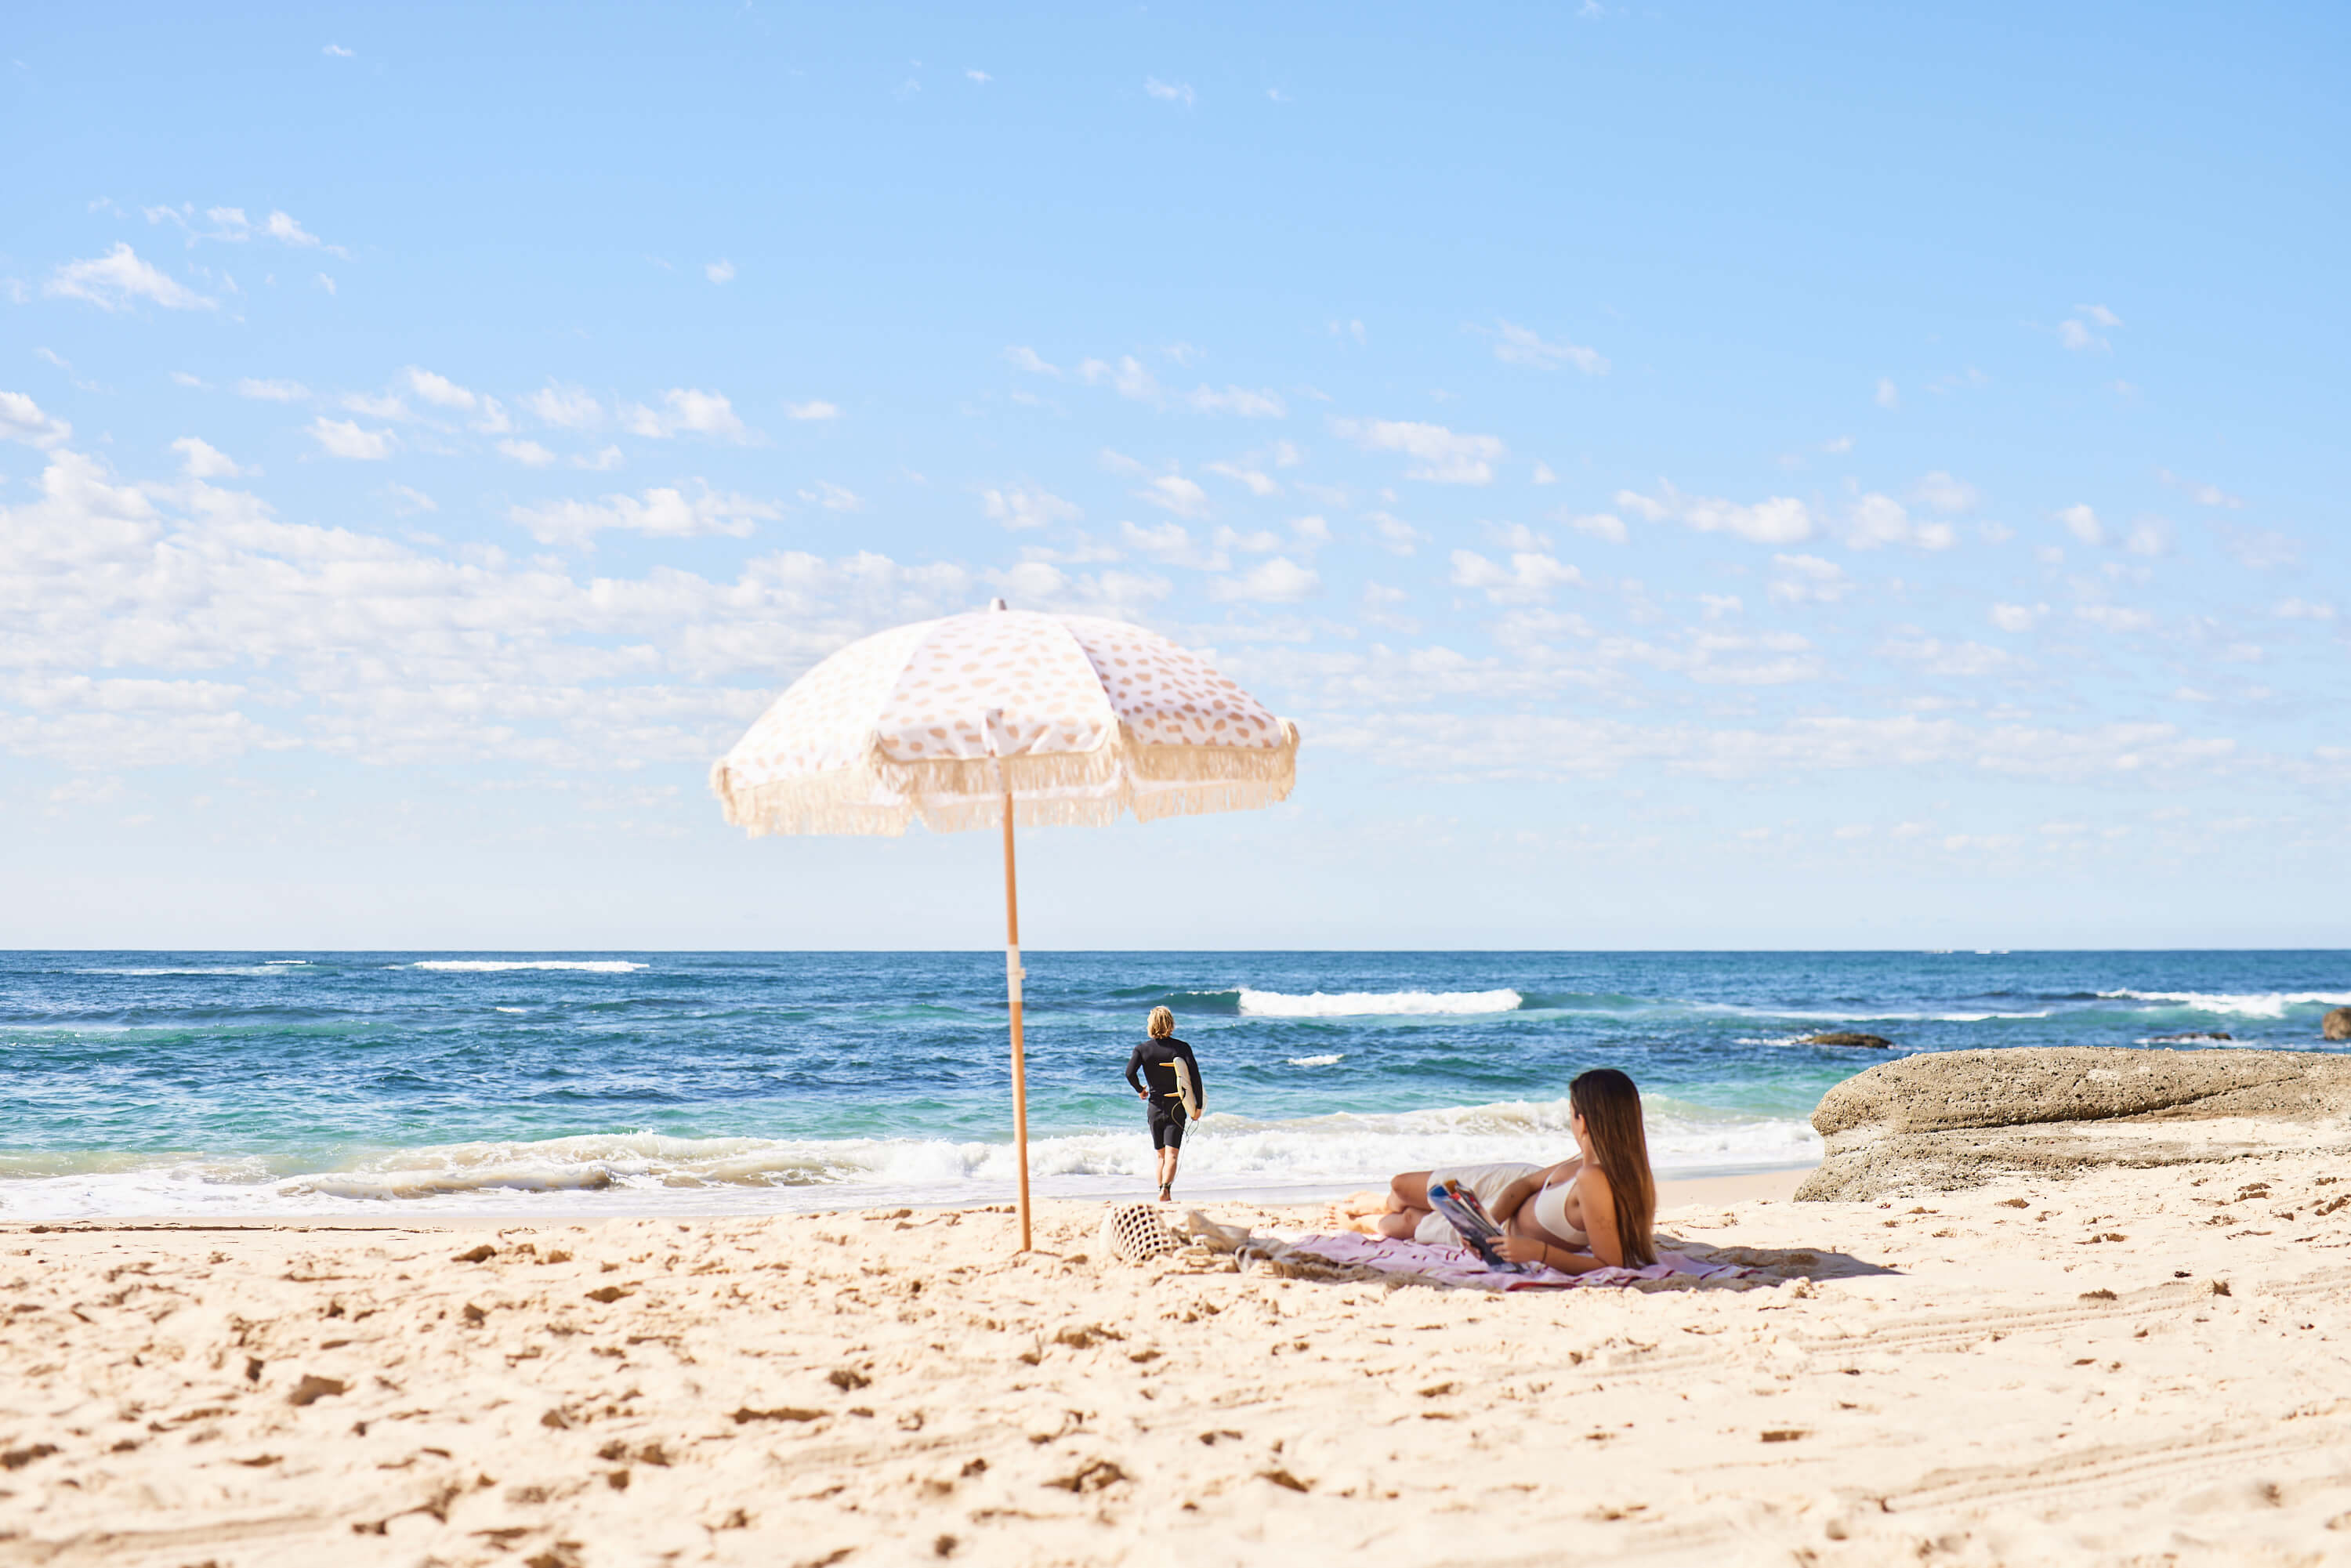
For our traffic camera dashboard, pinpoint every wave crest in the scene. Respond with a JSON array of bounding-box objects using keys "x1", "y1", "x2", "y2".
[{"x1": 1237, "y1": 987, "x2": 1522, "y2": 1018}]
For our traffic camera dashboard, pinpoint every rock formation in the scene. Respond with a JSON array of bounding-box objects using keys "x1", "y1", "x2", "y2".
[
  {"x1": 2324, "y1": 1006, "x2": 2351, "y2": 1042},
  {"x1": 1795, "y1": 1046, "x2": 2351, "y2": 1201},
  {"x1": 1800, "y1": 1031, "x2": 1893, "y2": 1048}
]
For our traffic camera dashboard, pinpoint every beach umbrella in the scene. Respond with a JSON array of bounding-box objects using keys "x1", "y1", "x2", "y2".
[{"x1": 711, "y1": 599, "x2": 1301, "y2": 1248}]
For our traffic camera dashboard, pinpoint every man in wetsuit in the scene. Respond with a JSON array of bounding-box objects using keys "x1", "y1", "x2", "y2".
[{"x1": 1125, "y1": 1005, "x2": 1205, "y2": 1203}]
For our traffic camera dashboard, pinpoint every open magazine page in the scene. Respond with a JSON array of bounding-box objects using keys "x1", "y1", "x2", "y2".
[{"x1": 1425, "y1": 1179, "x2": 1527, "y2": 1274}]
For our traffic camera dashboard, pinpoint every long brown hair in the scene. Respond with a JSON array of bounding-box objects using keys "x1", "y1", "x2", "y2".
[{"x1": 1570, "y1": 1068, "x2": 1656, "y2": 1266}]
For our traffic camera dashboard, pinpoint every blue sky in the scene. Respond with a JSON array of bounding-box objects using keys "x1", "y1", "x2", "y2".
[{"x1": 3, "y1": 2, "x2": 2346, "y2": 950}]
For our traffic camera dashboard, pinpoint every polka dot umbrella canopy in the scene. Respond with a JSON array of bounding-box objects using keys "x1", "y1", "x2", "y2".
[{"x1": 712, "y1": 599, "x2": 1300, "y2": 1248}]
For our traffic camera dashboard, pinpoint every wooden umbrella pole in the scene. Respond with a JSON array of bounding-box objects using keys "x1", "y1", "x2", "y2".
[{"x1": 1001, "y1": 785, "x2": 1033, "y2": 1252}]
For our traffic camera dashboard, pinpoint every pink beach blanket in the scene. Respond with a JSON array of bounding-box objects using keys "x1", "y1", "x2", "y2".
[{"x1": 1278, "y1": 1232, "x2": 1748, "y2": 1291}]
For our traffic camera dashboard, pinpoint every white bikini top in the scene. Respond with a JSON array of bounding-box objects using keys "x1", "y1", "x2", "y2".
[{"x1": 1530, "y1": 1170, "x2": 1587, "y2": 1244}]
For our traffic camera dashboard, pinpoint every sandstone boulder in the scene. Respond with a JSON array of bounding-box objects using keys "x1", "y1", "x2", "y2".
[
  {"x1": 2324, "y1": 1006, "x2": 2351, "y2": 1042},
  {"x1": 1795, "y1": 1046, "x2": 2351, "y2": 1202}
]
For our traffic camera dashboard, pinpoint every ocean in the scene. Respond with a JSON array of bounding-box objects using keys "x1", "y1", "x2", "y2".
[{"x1": 2, "y1": 950, "x2": 2346, "y2": 1220}]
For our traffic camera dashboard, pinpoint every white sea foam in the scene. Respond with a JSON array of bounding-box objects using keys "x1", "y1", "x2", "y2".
[
  {"x1": 495, "y1": 1006, "x2": 529, "y2": 1014},
  {"x1": 1287, "y1": 1054, "x2": 1345, "y2": 1067},
  {"x1": 0, "y1": 1095, "x2": 1820, "y2": 1219},
  {"x1": 2098, "y1": 990, "x2": 2351, "y2": 1018},
  {"x1": 264, "y1": 960, "x2": 309, "y2": 965},
  {"x1": 1238, "y1": 987, "x2": 1521, "y2": 1018},
  {"x1": 411, "y1": 961, "x2": 648, "y2": 973}
]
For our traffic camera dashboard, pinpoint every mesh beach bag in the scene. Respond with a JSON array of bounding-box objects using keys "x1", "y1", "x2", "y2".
[{"x1": 1099, "y1": 1201, "x2": 1183, "y2": 1263}]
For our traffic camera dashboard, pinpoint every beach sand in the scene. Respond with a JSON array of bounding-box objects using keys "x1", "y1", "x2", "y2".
[{"x1": 3, "y1": 1156, "x2": 2348, "y2": 1566}]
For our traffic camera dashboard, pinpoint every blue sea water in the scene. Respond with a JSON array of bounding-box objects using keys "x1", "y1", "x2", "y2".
[{"x1": 2, "y1": 950, "x2": 2346, "y2": 1219}]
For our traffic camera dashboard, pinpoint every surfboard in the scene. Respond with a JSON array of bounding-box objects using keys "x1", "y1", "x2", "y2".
[{"x1": 1175, "y1": 1056, "x2": 1202, "y2": 1121}]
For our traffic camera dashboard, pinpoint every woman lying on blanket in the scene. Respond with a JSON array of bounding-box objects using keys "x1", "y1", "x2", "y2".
[{"x1": 1335, "y1": 1067, "x2": 1658, "y2": 1271}]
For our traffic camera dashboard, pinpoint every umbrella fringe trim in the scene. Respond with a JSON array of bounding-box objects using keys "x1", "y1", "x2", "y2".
[{"x1": 710, "y1": 722, "x2": 1298, "y2": 838}]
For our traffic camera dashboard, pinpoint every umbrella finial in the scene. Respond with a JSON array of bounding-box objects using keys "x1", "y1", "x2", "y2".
[{"x1": 987, "y1": 596, "x2": 1009, "y2": 612}]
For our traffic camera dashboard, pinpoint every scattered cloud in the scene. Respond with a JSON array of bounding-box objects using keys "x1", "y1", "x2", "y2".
[
  {"x1": 980, "y1": 484, "x2": 1081, "y2": 531},
  {"x1": 400, "y1": 367, "x2": 506, "y2": 430},
  {"x1": 1532, "y1": 462, "x2": 1558, "y2": 485},
  {"x1": 324, "y1": 43, "x2": 354, "y2": 56},
  {"x1": 1364, "y1": 512, "x2": 1422, "y2": 556},
  {"x1": 2056, "y1": 504, "x2": 2104, "y2": 546},
  {"x1": 2123, "y1": 516, "x2": 2172, "y2": 556},
  {"x1": 622, "y1": 387, "x2": 747, "y2": 440},
  {"x1": 705, "y1": 259, "x2": 736, "y2": 284},
  {"x1": 1204, "y1": 461, "x2": 1279, "y2": 496},
  {"x1": 510, "y1": 482, "x2": 781, "y2": 546},
  {"x1": 386, "y1": 483, "x2": 437, "y2": 515},
  {"x1": 1874, "y1": 378, "x2": 1899, "y2": 410},
  {"x1": 1766, "y1": 553, "x2": 1851, "y2": 605},
  {"x1": 2058, "y1": 306, "x2": 2120, "y2": 353},
  {"x1": 1186, "y1": 385, "x2": 1286, "y2": 418},
  {"x1": 1910, "y1": 471, "x2": 1977, "y2": 513},
  {"x1": 1989, "y1": 603, "x2": 2045, "y2": 633},
  {"x1": 341, "y1": 391, "x2": 408, "y2": 420},
  {"x1": 1136, "y1": 474, "x2": 1212, "y2": 518},
  {"x1": 1617, "y1": 481, "x2": 1813, "y2": 545},
  {"x1": 783, "y1": 400, "x2": 838, "y2": 421},
  {"x1": 1490, "y1": 320, "x2": 1609, "y2": 375},
  {"x1": 1563, "y1": 512, "x2": 1628, "y2": 544},
  {"x1": 1211, "y1": 556, "x2": 1319, "y2": 603},
  {"x1": 169, "y1": 436, "x2": 242, "y2": 478},
  {"x1": 966, "y1": 68, "x2": 991, "y2": 84},
  {"x1": 2075, "y1": 604, "x2": 2156, "y2": 633},
  {"x1": 307, "y1": 417, "x2": 395, "y2": 461},
  {"x1": 1450, "y1": 549, "x2": 1583, "y2": 603},
  {"x1": 1331, "y1": 417, "x2": 1505, "y2": 485},
  {"x1": 799, "y1": 481, "x2": 862, "y2": 512},
  {"x1": 1845, "y1": 493, "x2": 1955, "y2": 550},
  {"x1": 571, "y1": 445, "x2": 624, "y2": 472},
  {"x1": 498, "y1": 438, "x2": 557, "y2": 467},
  {"x1": 45, "y1": 244, "x2": 215, "y2": 312},
  {"x1": 528, "y1": 383, "x2": 603, "y2": 429},
  {"x1": 237, "y1": 378, "x2": 309, "y2": 402},
  {"x1": 0, "y1": 390, "x2": 72, "y2": 449},
  {"x1": 2156, "y1": 468, "x2": 2244, "y2": 509},
  {"x1": 1005, "y1": 346, "x2": 1061, "y2": 378},
  {"x1": 1145, "y1": 77, "x2": 1195, "y2": 107}
]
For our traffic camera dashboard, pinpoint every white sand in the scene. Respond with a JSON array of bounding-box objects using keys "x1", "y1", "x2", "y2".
[{"x1": 3, "y1": 1153, "x2": 2349, "y2": 1564}]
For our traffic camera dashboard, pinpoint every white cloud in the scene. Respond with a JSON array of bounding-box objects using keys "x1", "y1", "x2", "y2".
[
  {"x1": 1531, "y1": 462, "x2": 1558, "y2": 485},
  {"x1": 238, "y1": 378, "x2": 310, "y2": 403},
  {"x1": 1989, "y1": 603, "x2": 2045, "y2": 633},
  {"x1": 307, "y1": 417, "x2": 395, "y2": 461},
  {"x1": 324, "y1": 43, "x2": 353, "y2": 56},
  {"x1": 528, "y1": 383, "x2": 603, "y2": 429},
  {"x1": 1186, "y1": 385, "x2": 1287, "y2": 417},
  {"x1": 1563, "y1": 512, "x2": 1627, "y2": 544},
  {"x1": 0, "y1": 391, "x2": 72, "y2": 449},
  {"x1": 511, "y1": 482, "x2": 781, "y2": 546},
  {"x1": 171, "y1": 371, "x2": 208, "y2": 389},
  {"x1": 268, "y1": 212, "x2": 321, "y2": 247},
  {"x1": 571, "y1": 446, "x2": 624, "y2": 471},
  {"x1": 1449, "y1": 549, "x2": 1583, "y2": 603},
  {"x1": 966, "y1": 68, "x2": 991, "y2": 83},
  {"x1": 2275, "y1": 598, "x2": 2335, "y2": 621},
  {"x1": 1364, "y1": 512, "x2": 1423, "y2": 556},
  {"x1": 2056, "y1": 504, "x2": 2104, "y2": 546},
  {"x1": 1491, "y1": 320, "x2": 1609, "y2": 375},
  {"x1": 1005, "y1": 346, "x2": 1062, "y2": 378},
  {"x1": 404, "y1": 367, "x2": 485, "y2": 412},
  {"x1": 1211, "y1": 556, "x2": 1319, "y2": 603},
  {"x1": 2156, "y1": 469, "x2": 2244, "y2": 509},
  {"x1": 981, "y1": 485, "x2": 1081, "y2": 531},
  {"x1": 1136, "y1": 474, "x2": 1212, "y2": 518},
  {"x1": 1766, "y1": 553, "x2": 1851, "y2": 605},
  {"x1": 1699, "y1": 594, "x2": 1742, "y2": 619},
  {"x1": 45, "y1": 244, "x2": 215, "y2": 312},
  {"x1": 705, "y1": 259, "x2": 736, "y2": 284},
  {"x1": 1822, "y1": 436, "x2": 1854, "y2": 454},
  {"x1": 1910, "y1": 471, "x2": 1977, "y2": 513},
  {"x1": 2075, "y1": 604, "x2": 2156, "y2": 633},
  {"x1": 783, "y1": 400, "x2": 839, "y2": 421},
  {"x1": 2077, "y1": 303, "x2": 2122, "y2": 328},
  {"x1": 1145, "y1": 77, "x2": 1195, "y2": 107},
  {"x1": 1120, "y1": 520, "x2": 1219, "y2": 570},
  {"x1": 1616, "y1": 481, "x2": 1813, "y2": 545},
  {"x1": 2123, "y1": 516, "x2": 2172, "y2": 556},
  {"x1": 2057, "y1": 319, "x2": 2103, "y2": 352},
  {"x1": 498, "y1": 438, "x2": 557, "y2": 468},
  {"x1": 1204, "y1": 461, "x2": 1280, "y2": 496},
  {"x1": 1845, "y1": 492, "x2": 1955, "y2": 550},
  {"x1": 341, "y1": 392, "x2": 408, "y2": 420},
  {"x1": 623, "y1": 388, "x2": 746, "y2": 440},
  {"x1": 1875, "y1": 378, "x2": 1899, "y2": 409},
  {"x1": 1078, "y1": 356, "x2": 1161, "y2": 403},
  {"x1": 799, "y1": 481, "x2": 861, "y2": 512},
  {"x1": 386, "y1": 483, "x2": 437, "y2": 515},
  {"x1": 1331, "y1": 417, "x2": 1505, "y2": 485},
  {"x1": 169, "y1": 436, "x2": 242, "y2": 478}
]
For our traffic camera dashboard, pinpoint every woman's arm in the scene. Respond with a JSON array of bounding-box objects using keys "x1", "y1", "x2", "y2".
[
  {"x1": 1576, "y1": 1165, "x2": 1628, "y2": 1268},
  {"x1": 1488, "y1": 1173, "x2": 1539, "y2": 1222}
]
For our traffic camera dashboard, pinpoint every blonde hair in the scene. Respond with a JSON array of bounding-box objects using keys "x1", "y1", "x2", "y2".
[{"x1": 1147, "y1": 1006, "x2": 1176, "y2": 1038}]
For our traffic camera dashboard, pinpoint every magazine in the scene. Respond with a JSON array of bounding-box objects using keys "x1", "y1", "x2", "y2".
[{"x1": 1425, "y1": 1179, "x2": 1526, "y2": 1273}]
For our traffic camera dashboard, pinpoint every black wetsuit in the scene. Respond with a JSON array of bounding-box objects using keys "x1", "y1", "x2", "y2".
[{"x1": 1125, "y1": 1037, "x2": 1204, "y2": 1150}]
